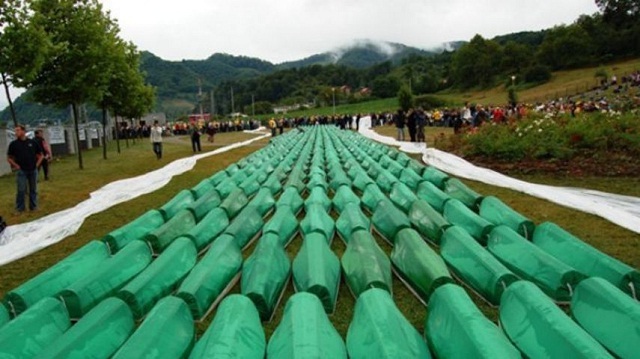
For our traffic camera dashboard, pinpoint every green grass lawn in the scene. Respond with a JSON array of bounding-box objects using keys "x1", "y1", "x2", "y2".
[{"x1": 1, "y1": 126, "x2": 638, "y2": 342}]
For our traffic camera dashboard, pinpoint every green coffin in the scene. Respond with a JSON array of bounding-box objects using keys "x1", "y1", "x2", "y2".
[
  {"x1": 389, "y1": 182, "x2": 418, "y2": 214},
  {"x1": 263, "y1": 207, "x2": 298, "y2": 247},
  {"x1": 443, "y1": 178, "x2": 483, "y2": 211},
  {"x1": 422, "y1": 166, "x2": 449, "y2": 189},
  {"x1": 443, "y1": 199, "x2": 494, "y2": 245},
  {"x1": 277, "y1": 187, "x2": 304, "y2": 214},
  {"x1": 346, "y1": 288, "x2": 431, "y2": 359},
  {"x1": 268, "y1": 293, "x2": 346, "y2": 358},
  {"x1": 159, "y1": 190, "x2": 194, "y2": 221},
  {"x1": 479, "y1": 196, "x2": 535, "y2": 239},
  {"x1": 186, "y1": 189, "x2": 221, "y2": 222},
  {"x1": 408, "y1": 200, "x2": 450, "y2": 244},
  {"x1": 300, "y1": 204, "x2": 335, "y2": 243},
  {"x1": 426, "y1": 284, "x2": 521, "y2": 359},
  {"x1": 332, "y1": 185, "x2": 361, "y2": 214},
  {"x1": 391, "y1": 228, "x2": 453, "y2": 303},
  {"x1": 500, "y1": 281, "x2": 612, "y2": 359},
  {"x1": 219, "y1": 188, "x2": 249, "y2": 219},
  {"x1": 341, "y1": 230, "x2": 392, "y2": 298},
  {"x1": 103, "y1": 210, "x2": 165, "y2": 253},
  {"x1": 336, "y1": 203, "x2": 370, "y2": 244},
  {"x1": 224, "y1": 208, "x2": 264, "y2": 249},
  {"x1": 372, "y1": 200, "x2": 411, "y2": 243},
  {"x1": 183, "y1": 208, "x2": 229, "y2": 252},
  {"x1": 144, "y1": 209, "x2": 196, "y2": 254},
  {"x1": 416, "y1": 181, "x2": 451, "y2": 213},
  {"x1": 189, "y1": 295, "x2": 265, "y2": 358}
]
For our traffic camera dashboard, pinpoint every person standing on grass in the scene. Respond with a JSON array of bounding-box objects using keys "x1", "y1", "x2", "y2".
[
  {"x1": 34, "y1": 129, "x2": 51, "y2": 180},
  {"x1": 150, "y1": 120, "x2": 163, "y2": 159},
  {"x1": 190, "y1": 125, "x2": 202, "y2": 152},
  {"x1": 7, "y1": 125, "x2": 43, "y2": 213},
  {"x1": 394, "y1": 109, "x2": 406, "y2": 141}
]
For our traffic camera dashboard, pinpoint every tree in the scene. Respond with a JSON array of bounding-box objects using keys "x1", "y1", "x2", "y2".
[
  {"x1": 595, "y1": 0, "x2": 640, "y2": 28},
  {"x1": 536, "y1": 25, "x2": 594, "y2": 70},
  {"x1": 29, "y1": 0, "x2": 119, "y2": 169},
  {"x1": 450, "y1": 35, "x2": 502, "y2": 88},
  {"x1": 397, "y1": 85, "x2": 413, "y2": 112},
  {"x1": 0, "y1": 0, "x2": 49, "y2": 126}
]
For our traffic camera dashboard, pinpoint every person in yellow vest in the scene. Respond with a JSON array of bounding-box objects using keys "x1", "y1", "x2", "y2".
[{"x1": 268, "y1": 118, "x2": 277, "y2": 137}]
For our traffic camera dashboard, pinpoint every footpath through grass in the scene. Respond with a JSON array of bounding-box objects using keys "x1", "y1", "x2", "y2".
[{"x1": 1, "y1": 126, "x2": 638, "y2": 340}]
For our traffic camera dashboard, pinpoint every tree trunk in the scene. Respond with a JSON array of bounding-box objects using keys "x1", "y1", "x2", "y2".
[
  {"x1": 114, "y1": 113, "x2": 121, "y2": 154},
  {"x1": 102, "y1": 106, "x2": 108, "y2": 160},
  {"x1": 1, "y1": 73, "x2": 18, "y2": 127},
  {"x1": 72, "y1": 103, "x2": 84, "y2": 170}
]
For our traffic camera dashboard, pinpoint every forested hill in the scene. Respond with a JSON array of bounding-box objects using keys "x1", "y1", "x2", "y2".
[{"x1": 1, "y1": 41, "x2": 439, "y2": 123}]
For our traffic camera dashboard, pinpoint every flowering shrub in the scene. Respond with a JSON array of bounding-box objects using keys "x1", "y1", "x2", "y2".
[{"x1": 455, "y1": 112, "x2": 640, "y2": 161}]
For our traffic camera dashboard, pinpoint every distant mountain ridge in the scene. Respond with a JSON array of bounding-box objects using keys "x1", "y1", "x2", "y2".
[{"x1": 1, "y1": 39, "x2": 462, "y2": 123}]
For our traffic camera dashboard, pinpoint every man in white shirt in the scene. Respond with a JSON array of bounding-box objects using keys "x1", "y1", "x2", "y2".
[{"x1": 150, "y1": 120, "x2": 163, "y2": 159}]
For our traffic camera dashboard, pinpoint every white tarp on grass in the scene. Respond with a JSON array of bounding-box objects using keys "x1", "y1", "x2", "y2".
[
  {"x1": 358, "y1": 116, "x2": 640, "y2": 235},
  {"x1": 0, "y1": 132, "x2": 270, "y2": 266}
]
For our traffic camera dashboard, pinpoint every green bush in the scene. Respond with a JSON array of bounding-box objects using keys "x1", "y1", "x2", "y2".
[{"x1": 413, "y1": 95, "x2": 449, "y2": 110}]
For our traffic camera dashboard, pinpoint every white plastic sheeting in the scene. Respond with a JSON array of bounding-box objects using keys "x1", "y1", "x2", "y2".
[
  {"x1": 358, "y1": 116, "x2": 640, "y2": 235},
  {"x1": 0, "y1": 132, "x2": 270, "y2": 266}
]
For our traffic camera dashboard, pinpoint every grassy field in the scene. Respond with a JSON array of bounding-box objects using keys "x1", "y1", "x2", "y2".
[{"x1": 1, "y1": 125, "x2": 638, "y2": 342}]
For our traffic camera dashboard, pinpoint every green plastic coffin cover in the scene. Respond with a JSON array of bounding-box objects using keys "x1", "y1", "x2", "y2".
[
  {"x1": 479, "y1": 196, "x2": 535, "y2": 238},
  {"x1": 215, "y1": 179, "x2": 239, "y2": 199},
  {"x1": 443, "y1": 199, "x2": 494, "y2": 245},
  {"x1": 159, "y1": 189, "x2": 195, "y2": 221},
  {"x1": 300, "y1": 204, "x2": 335, "y2": 242},
  {"x1": 190, "y1": 178, "x2": 215, "y2": 199},
  {"x1": 533, "y1": 221, "x2": 640, "y2": 296},
  {"x1": 571, "y1": 277, "x2": 640, "y2": 359},
  {"x1": 208, "y1": 170, "x2": 229, "y2": 187},
  {"x1": 186, "y1": 189, "x2": 221, "y2": 222},
  {"x1": 60, "y1": 240, "x2": 152, "y2": 318},
  {"x1": 184, "y1": 208, "x2": 229, "y2": 251},
  {"x1": 390, "y1": 182, "x2": 418, "y2": 213},
  {"x1": 307, "y1": 173, "x2": 329, "y2": 191},
  {"x1": 341, "y1": 230, "x2": 392, "y2": 298},
  {"x1": 112, "y1": 296, "x2": 194, "y2": 359},
  {"x1": 375, "y1": 170, "x2": 398, "y2": 194},
  {"x1": 145, "y1": 209, "x2": 196, "y2": 253},
  {"x1": 352, "y1": 172, "x2": 375, "y2": 193},
  {"x1": 399, "y1": 168, "x2": 423, "y2": 191},
  {"x1": 176, "y1": 234, "x2": 242, "y2": 320},
  {"x1": 3, "y1": 240, "x2": 110, "y2": 315},
  {"x1": 444, "y1": 178, "x2": 483, "y2": 210},
  {"x1": 336, "y1": 203, "x2": 370, "y2": 244},
  {"x1": 241, "y1": 239, "x2": 291, "y2": 321},
  {"x1": 422, "y1": 166, "x2": 449, "y2": 189},
  {"x1": 0, "y1": 305, "x2": 8, "y2": 328},
  {"x1": 0, "y1": 298, "x2": 70, "y2": 358},
  {"x1": 372, "y1": 200, "x2": 411, "y2": 243},
  {"x1": 225, "y1": 163, "x2": 240, "y2": 176},
  {"x1": 189, "y1": 295, "x2": 265, "y2": 359},
  {"x1": 408, "y1": 200, "x2": 450, "y2": 244},
  {"x1": 488, "y1": 226, "x2": 585, "y2": 302},
  {"x1": 219, "y1": 188, "x2": 249, "y2": 219},
  {"x1": 268, "y1": 293, "x2": 347, "y2": 359},
  {"x1": 284, "y1": 168, "x2": 306, "y2": 193},
  {"x1": 426, "y1": 284, "x2": 521, "y2": 359},
  {"x1": 440, "y1": 226, "x2": 518, "y2": 305},
  {"x1": 224, "y1": 208, "x2": 264, "y2": 249},
  {"x1": 103, "y1": 209, "x2": 165, "y2": 253},
  {"x1": 305, "y1": 187, "x2": 332, "y2": 212},
  {"x1": 329, "y1": 170, "x2": 351, "y2": 192},
  {"x1": 276, "y1": 187, "x2": 304, "y2": 214},
  {"x1": 263, "y1": 175, "x2": 283, "y2": 195},
  {"x1": 500, "y1": 281, "x2": 612, "y2": 359},
  {"x1": 361, "y1": 184, "x2": 387, "y2": 213},
  {"x1": 229, "y1": 169, "x2": 249, "y2": 185},
  {"x1": 117, "y1": 237, "x2": 197, "y2": 319},
  {"x1": 416, "y1": 180, "x2": 451, "y2": 213},
  {"x1": 292, "y1": 233, "x2": 341, "y2": 313},
  {"x1": 347, "y1": 288, "x2": 431, "y2": 359},
  {"x1": 262, "y1": 207, "x2": 298, "y2": 247},
  {"x1": 247, "y1": 187, "x2": 276, "y2": 217},
  {"x1": 36, "y1": 297, "x2": 134, "y2": 359},
  {"x1": 407, "y1": 159, "x2": 425, "y2": 176},
  {"x1": 332, "y1": 185, "x2": 361, "y2": 213},
  {"x1": 391, "y1": 229, "x2": 452, "y2": 303}
]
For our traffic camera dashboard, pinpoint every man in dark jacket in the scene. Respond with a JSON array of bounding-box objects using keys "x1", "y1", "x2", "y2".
[{"x1": 7, "y1": 125, "x2": 43, "y2": 212}]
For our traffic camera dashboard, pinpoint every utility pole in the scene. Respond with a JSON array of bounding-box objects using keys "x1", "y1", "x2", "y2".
[
  {"x1": 230, "y1": 87, "x2": 235, "y2": 114},
  {"x1": 198, "y1": 78, "x2": 204, "y2": 117},
  {"x1": 210, "y1": 90, "x2": 215, "y2": 117}
]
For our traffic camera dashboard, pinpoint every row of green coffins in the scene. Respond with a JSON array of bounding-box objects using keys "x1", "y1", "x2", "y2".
[{"x1": 1, "y1": 125, "x2": 639, "y2": 358}]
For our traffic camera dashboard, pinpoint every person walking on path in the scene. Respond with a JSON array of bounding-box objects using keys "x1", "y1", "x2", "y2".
[
  {"x1": 268, "y1": 118, "x2": 277, "y2": 137},
  {"x1": 34, "y1": 129, "x2": 51, "y2": 180},
  {"x1": 190, "y1": 125, "x2": 202, "y2": 152},
  {"x1": 394, "y1": 109, "x2": 406, "y2": 141},
  {"x1": 150, "y1": 120, "x2": 163, "y2": 159},
  {"x1": 7, "y1": 125, "x2": 43, "y2": 213}
]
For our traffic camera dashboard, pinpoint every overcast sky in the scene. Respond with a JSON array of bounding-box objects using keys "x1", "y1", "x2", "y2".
[{"x1": 2, "y1": 0, "x2": 599, "y2": 111}]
